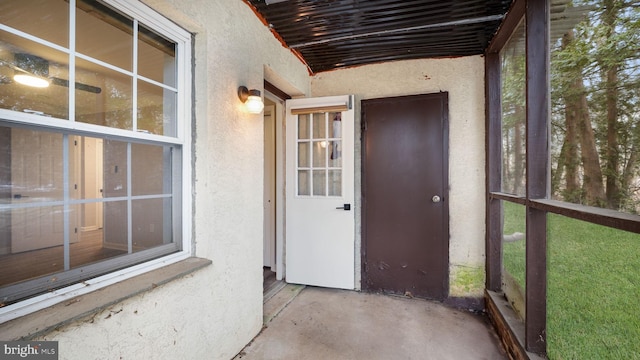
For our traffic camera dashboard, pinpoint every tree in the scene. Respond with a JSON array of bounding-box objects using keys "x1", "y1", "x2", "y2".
[{"x1": 551, "y1": 0, "x2": 640, "y2": 212}]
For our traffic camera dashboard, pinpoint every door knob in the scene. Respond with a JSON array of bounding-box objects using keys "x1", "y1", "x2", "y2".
[
  {"x1": 336, "y1": 204, "x2": 351, "y2": 211},
  {"x1": 432, "y1": 195, "x2": 441, "y2": 203}
]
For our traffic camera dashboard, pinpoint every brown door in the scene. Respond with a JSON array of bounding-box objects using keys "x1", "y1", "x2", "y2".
[{"x1": 362, "y1": 92, "x2": 449, "y2": 300}]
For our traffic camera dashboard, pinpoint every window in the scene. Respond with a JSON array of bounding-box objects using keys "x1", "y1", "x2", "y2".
[
  {"x1": 550, "y1": 0, "x2": 640, "y2": 213},
  {"x1": 295, "y1": 111, "x2": 343, "y2": 197},
  {"x1": 0, "y1": 0, "x2": 191, "y2": 312},
  {"x1": 487, "y1": 0, "x2": 640, "y2": 357}
]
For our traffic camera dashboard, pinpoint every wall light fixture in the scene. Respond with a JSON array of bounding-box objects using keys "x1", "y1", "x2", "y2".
[{"x1": 238, "y1": 86, "x2": 264, "y2": 114}]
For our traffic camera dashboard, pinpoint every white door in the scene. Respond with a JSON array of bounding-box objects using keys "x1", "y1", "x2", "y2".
[
  {"x1": 81, "y1": 137, "x2": 104, "y2": 231},
  {"x1": 285, "y1": 95, "x2": 355, "y2": 289}
]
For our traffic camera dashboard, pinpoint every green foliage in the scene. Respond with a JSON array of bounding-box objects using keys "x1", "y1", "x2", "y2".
[
  {"x1": 450, "y1": 266, "x2": 485, "y2": 296},
  {"x1": 549, "y1": 0, "x2": 640, "y2": 211}
]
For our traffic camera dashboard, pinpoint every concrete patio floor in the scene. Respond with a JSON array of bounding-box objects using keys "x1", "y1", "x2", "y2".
[{"x1": 235, "y1": 287, "x2": 507, "y2": 360}]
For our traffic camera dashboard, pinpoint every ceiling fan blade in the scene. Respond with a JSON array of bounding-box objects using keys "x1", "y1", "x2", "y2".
[{"x1": 50, "y1": 77, "x2": 102, "y2": 94}]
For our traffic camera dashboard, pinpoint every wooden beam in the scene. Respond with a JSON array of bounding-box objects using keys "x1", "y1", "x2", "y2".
[
  {"x1": 485, "y1": 52, "x2": 503, "y2": 291},
  {"x1": 525, "y1": 0, "x2": 550, "y2": 355},
  {"x1": 487, "y1": 0, "x2": 526, "y2": 53},
  {"x1": 264, "y1": 80, "x2": 291, "y2": 100}
]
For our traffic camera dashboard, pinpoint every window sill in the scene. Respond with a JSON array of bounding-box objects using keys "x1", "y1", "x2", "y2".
[
  {"x1": 485, "y1": 290, "x2": 546, "y2": 360},
  {"x1": 0, "y1": 257, "x2": 211, "y2": 340}
]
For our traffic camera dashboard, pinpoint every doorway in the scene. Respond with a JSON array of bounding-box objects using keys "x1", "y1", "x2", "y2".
[
  {"x1": 263, "y1": 91, "x2": 286, "y2": 298},
  {"x1": 263, "y1": 97, "x2": 278, "y2": 294},
  {"x1": 361, "y1": 92, "x2": 449, "y2": 300}
]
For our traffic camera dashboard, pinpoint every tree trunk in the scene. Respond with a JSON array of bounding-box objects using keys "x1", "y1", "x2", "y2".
[
  {"x1": 514, "y1": 113, "x2": 525, "y2": 195},
  {"x1": 623, "y1": 146, "x2": 638, "y2": 198},
  {"x1": 552, "y1": 135, "x2": 566, "y2": 196},
  {"x1": 576, "y1": 81, "x2": 606, "y2": 206},
  {"x1": 605, "y1": 65, "x2": 620, "y2": 208},
  {"x1": 563, "y1": 99, "x2": 581, "y2": 202},
  {"x1": 561, "y1": 30, "x2": 605, "y2": 206},
  {"x1": 603, "y1": 0, "x2": 621, "y2": 209},
  {"x1": 562, "y1": 30, "x2": 606, "y2": 206}
]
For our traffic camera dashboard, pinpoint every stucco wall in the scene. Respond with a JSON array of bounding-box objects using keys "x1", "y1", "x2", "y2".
[
  {"x1": 311, "y1": 57, "x2": 486, "y2": 297},
  {"x1": 30, "y1": 1, "x2": 310, "y2": 359}
]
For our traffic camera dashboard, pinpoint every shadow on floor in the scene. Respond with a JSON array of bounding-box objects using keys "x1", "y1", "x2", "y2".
[{"x1": 237, "y1": 287, "x2": 507, "y2": 360}]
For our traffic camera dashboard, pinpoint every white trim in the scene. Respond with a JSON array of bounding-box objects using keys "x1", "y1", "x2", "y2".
[
  {"x1": 0, "y1": 251, "x2": 191, "y2": 323},
  {"x1": 265, "y1": 91, "x2": 285, "y2": 281},
  {"x1": 175, "y1": 32, "x2": 191, "y2": 142},
  {"x1": 137, "y1": 75, "x2": 179, "y2": 92},
  {"x1": 287, "y1": 96, "x2": 352, "y2": 113},
  {"x1": 0, "y1": 112, "x2": 185, "y2": 145},
  {"x1": 133, "y1": 19, "x2": 140, "y2": 133},
  {"x1": 0, "y1": 25, "x2": 71, "y2": 55},
  {"x1": 69, "y1": 0, "x2": 77, "y2": 123},
  {"x1": 177, "y1": 36, "x2": 192, "y2": 257},
  {"x1": 105, "y1": 0, "x2": 191, "y2": 43}
]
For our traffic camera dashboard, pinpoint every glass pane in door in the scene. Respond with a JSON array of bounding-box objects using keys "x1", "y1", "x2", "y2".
[
  {"x1": 313, "y1": 170, "x2": 326, "y2": 196},
  {"x1": 298, "y1": 170, "x2": 310, "y2": 196},
  {"x1": 296, "y1": 111, "x2": 343, "y2": 197},
  {"x1": 312, "y1": 113, "x2": 326, "y2": 138},
  {"x1": 313, "y1": 141, "x2": 327, "y2": 167},
  {"x1": 298, "y1": 114, "x2": 310, "y2": 139}
]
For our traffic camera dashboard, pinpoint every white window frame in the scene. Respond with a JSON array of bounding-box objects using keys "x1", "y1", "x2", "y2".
[{"x1": 0, "y1": 0, "x2": 192, "y2": 323}]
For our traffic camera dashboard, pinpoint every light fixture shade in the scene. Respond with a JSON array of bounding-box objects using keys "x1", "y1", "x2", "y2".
[
  {"x1": 13, "y1": 74, "x2": 50, "y2": 88},
  {"x1": 238, "y1": 86, "x2": 265, "y2": 114},
  {"x1": 245, "y1": 95, "x2": 264, "y2": 114}
]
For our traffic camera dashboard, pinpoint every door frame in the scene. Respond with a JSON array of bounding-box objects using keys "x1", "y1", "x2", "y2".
[
  {"x1": 264, "y1": 90, "x2": 285, "y2": 281},
  {"x1": 360, "y1": 92, "x2": 450, "y2": 298}
]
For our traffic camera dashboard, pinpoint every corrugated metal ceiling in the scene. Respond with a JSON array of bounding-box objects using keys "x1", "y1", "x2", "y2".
[{"x1": 244, "y1": 0, "x2": 514, "y2": 73}]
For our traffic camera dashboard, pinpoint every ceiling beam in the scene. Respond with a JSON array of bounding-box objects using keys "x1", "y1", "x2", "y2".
[{"x1": 288, "y1": 14, "x2": 504, "y2": 49}]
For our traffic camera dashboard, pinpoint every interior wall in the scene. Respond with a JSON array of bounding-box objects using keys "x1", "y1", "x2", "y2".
[
  {"x1": 81, "y1": 137, "x2": 98, "y2": 231},
  {"x1": 311, "y1": 56, "x2": 486, "y2": 298},
  {"x1": 29, "y1": 0, "x2": 311, "y2": 359}
]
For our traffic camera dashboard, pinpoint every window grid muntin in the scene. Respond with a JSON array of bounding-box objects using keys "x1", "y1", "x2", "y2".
[{"x1": 296, "y1": 111, "x2": 343, "y2": 197}]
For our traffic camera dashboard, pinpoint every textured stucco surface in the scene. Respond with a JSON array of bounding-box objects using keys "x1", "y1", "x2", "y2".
[
  {"x1": 29, "y1": 0, "x2": 310, "y2": 359},
  {"x1": 12, "y1": 2, "x2": 488, "y2": 358},
  {"x1": 311, "y1": 57, "x2": 486, "y2": 297}
]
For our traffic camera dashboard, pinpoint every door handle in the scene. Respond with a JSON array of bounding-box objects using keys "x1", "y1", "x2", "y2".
[
  {"x1": 432, "y1": 195, "x2": 441, "y2": 203},
  {"x1": 336, "y1": 204, "x2": 351, "y2": 211},
  {"x1": 13, "y1": 194, "x2": 29, "y2": 199}
]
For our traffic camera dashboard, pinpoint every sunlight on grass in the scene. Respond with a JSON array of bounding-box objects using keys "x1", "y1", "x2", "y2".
[
  {"x1": 547, "y1": 215, "x2": 640, "y2": 360},
  {"x1": 502, "y1": 202, "x2": 640, "y2": 359}
]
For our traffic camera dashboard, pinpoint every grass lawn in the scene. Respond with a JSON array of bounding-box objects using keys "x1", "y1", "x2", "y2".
[{"x1": 502, "y1": 202, "x2": 640, "y2": 360}]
